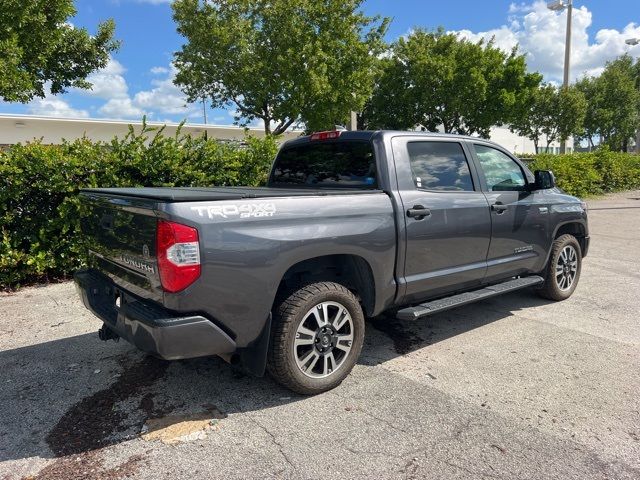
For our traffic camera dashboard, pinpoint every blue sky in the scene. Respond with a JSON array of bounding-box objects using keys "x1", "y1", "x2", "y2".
[{"x1": 1, "y1": 0, "x2": 639, "y2": 125}]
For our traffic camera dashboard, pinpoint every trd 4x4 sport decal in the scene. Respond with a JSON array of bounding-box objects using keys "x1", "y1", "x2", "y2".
[{"x1": 190, "y1": 203, "x2": 277, "y2": 219}]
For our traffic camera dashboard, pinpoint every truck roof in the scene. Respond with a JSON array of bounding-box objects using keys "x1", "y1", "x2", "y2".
[{"x1": 282, "y1": 130, "x2": 505, "y2": 150}]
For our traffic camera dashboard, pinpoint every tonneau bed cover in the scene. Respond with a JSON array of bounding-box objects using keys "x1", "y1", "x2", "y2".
[{"x1": 80, "y1": 186, "x2": 384, "y2": 202}]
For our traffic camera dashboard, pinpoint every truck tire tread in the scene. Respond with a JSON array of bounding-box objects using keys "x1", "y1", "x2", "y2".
[
  {"x1": 537, "y1": 234, "x2": 582, "y2": 301},
  {"x1": 267, "y1": 281, "x2": 364, "y2": 395}
]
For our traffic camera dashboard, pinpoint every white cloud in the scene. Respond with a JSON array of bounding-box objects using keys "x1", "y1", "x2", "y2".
[
  {"x1": 453, "y1": 1, "x2": 640, "y2": 82},
  {"x1": 28, "y1": 95, "x2": 89, "y2": 118},
  {"x1": 83, "y1": 58, "x2": 129, "y2": 99},
  {"x1": 98, "y1": 97, "x2": 145, "y2": 119},
  {"x1": 150, "y1": 66, "x2": 169, "y2": 75},
  {"x1": 91, "y1": 64, "x2": 194, "y2": 120},
  {"x1": 133, "y1": 67, "x2": 192, "y2": 116},
  {"x1": 508, "y1": 2, "x2": 534, "y2": 14},
  {"x1": 16, "y1": 60, "x2": 196, "y2": 122}
]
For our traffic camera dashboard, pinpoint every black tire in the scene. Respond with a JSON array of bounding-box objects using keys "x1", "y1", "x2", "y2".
[
  {"x1": 267, "y1": 281, "x2": 365, "y2": 395},
  {"x1": 537, "y1": 234, "x2": 582, "y2": 301}
]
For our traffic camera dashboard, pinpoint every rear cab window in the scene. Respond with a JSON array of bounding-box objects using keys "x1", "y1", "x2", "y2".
[
  {"x1": 269, "y1": 141, "x2": 377, "y2": 189},
  {"x1": 407, "y1": 141, "x2": 474, "y2": 191}
]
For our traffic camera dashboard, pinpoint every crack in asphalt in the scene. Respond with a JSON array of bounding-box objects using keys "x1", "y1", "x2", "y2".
[
  {"x1": 328, "y1": 389, "x2": 410, "y2": 437},
  {"x1": 443, "y1": 460, "x2": 505, "y2": 479},
  {"x1": 245, "y1": 414, "x2": 297, "y2": 473}
]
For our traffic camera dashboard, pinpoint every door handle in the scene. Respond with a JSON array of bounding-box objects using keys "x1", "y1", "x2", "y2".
[
  {"x1": 491, "y1": 203, "x2": 508, "y2": 214},
  {"x1": 407, "y1": 205, "x2": 431, "y2": 219}
]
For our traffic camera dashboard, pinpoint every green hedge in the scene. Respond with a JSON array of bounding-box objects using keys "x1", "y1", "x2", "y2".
[
  {"x1": 0, "y1": 125, "x2": 278, "y2": 288},
  {"x1": 528, "y1": 149, "x2": 640, "y2": 198}
]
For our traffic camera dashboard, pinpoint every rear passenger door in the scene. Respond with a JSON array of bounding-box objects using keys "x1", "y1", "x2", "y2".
[
  {"x1": 470, "y1": 143, "x2": 549, "y2": 282},
  {"x1": 391, "y1": 137, "x2": 492, "y2": 304}
]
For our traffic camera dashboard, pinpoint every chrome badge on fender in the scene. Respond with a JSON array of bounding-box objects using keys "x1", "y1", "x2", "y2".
[{"x1": 120, "y1": 253, "x2": 155, "y2": 274}]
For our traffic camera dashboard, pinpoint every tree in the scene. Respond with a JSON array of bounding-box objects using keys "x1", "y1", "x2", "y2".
[
  {"x1": 574, "y1": 76, "x2": 601, "y2": 149},
  {"x1": 0, "y1": 0, "x2": 118, "y2": 103},
  {"x1": 172, "y1": 0, "x2": 389, "y2": 135},
  {"x1": 361, "y1": 29, "x2": 542, "y2": 137},
  {"x1": 510, "y1": 83, "x2": 586, "y2": 153},
  {"x1": 510, "y1": 83, "x2": 555, "y2": 153},
  {"x1": 358, "y1": 57, "x2": 410, "y2": 131},
  {"x1": 552, "y1": 85, "x2": 587, "y2": 150},
  {"x1": 575, "y1": 55, "x2": 640, "y2": 152}
]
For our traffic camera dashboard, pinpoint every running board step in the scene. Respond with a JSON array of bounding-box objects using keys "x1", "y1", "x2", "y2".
[{"x1": 396, "y1": 276, "x2": 544, "y2": 321}]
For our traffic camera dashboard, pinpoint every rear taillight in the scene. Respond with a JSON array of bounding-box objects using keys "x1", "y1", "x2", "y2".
[
  {"x1": 310, "y1": 130, "x2": 342, "y2": 141},
  {"x1": 156, "y1": 220, "x2": 201, "y2": 293}
]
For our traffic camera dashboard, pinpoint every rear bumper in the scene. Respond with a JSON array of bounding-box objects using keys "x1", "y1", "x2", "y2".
[{"x1": 74, "y1": 269, "x2": 236, "y2": 360}]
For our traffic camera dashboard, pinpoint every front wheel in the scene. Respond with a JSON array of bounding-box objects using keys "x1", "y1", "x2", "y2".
[
  {"x1": 537, "y1": 234, "x2": 582, "y2": 301},
  {"x1": 267, "y1": 282, "x2": 365, "y2": 395}
]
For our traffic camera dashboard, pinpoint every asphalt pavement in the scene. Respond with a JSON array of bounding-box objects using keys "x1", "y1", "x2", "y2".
[{"x1": 1, "y1": 191, "x2": 639, "y2": 480}]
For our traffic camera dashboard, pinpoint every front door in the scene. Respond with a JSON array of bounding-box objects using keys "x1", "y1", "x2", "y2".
[
  {"x1": 470, "y1": 143, "x2": 549, "y2": 282},
  {"x1": 391, "y1": 137, "x2": 492, "y2": 304}
]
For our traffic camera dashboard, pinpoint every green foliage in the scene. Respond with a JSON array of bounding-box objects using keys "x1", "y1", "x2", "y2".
[
  {"x1": 0, "y1": 125, "x2": 278, "y2": 288},
  {"x1": 554, "y1": 86, "x2": 588, "y2": 146},
  {"x1": 510, "y1": 83, "x2": 555, "y2": 153},
  {"x1": 0, "y1": 0, "x2": 119, "y2": 102},
  {"x1": 361, "y1": 28, "x2": 542, "y2": 137},
  {"x1": 172, "y1": 0, "x2": 389, "y2": 135},
  {"x1": 510, "y1": 83, "x2": 586, "y2": 153},
  {"x1": 575, "y1": 55, "x2": 640, "y2": 151},
  {"x1": 529, "y1": 149, "x2": 640, "y2": 198}
]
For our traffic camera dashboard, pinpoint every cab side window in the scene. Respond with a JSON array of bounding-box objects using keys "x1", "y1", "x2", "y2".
[
  {"x1": 473, "y1": 145, "x2": 526, "y2": 192},
  {"x1": 407, "y1": 141, "x2": 474, "y2": 191}
]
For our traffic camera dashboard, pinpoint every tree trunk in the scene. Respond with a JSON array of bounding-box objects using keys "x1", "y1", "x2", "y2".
[
  {"x1": 534, "y1": 139, "x2": 539, "y2": 154},
  {"x1": 272, "y1": 118, "x2": 296, "y2": 136},
  {"x1": 262, "y1": 116, "x2": 272, "y2": 136}
]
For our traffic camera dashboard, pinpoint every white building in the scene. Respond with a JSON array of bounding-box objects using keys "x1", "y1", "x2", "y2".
[
  {"x1": 0, "y1": 114, "x2": 564, "y2": 154},
  {"x1": 487, "y1": 126, "x2": 569, "y2": 155},
  {"x1": 0, "y1": 114, "x2": 300, "y2": 147}
]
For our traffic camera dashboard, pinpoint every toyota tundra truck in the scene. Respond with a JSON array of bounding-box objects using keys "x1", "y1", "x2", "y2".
[{"x1": 75, "y1": 130, "x2": 589, "y2": 394}]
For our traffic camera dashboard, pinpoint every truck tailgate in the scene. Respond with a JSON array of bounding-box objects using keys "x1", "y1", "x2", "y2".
[{"x1": 80, "y1": 191, "x2": 163, "y2": 302}]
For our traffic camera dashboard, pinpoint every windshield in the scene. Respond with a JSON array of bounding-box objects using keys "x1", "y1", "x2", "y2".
[{"x1": 269, "y1": 141, "x2": 377, "y2": 189}]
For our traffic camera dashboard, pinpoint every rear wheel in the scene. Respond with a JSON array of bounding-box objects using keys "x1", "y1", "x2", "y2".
[
  {"x1": 537, "y1": 234, "x2": 582, "y2": 301},
  {"x1": 267, "y1": 282, "x2": 365, "y2": 394}
]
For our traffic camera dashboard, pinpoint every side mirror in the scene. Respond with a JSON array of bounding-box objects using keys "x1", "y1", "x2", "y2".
[{"x1": 532, "y1": 170, "x2": 555, "y2": 190}]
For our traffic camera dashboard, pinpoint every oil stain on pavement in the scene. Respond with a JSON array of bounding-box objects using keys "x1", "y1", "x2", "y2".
[
  {"x1": 369, "y1": 315, "x2": 426, "y2": 355},
  {"x1": 45, "y1": 355, "x2": 170, "y2": 457},
  {"x1": 32, "y1": 354, "x2": 228, "y2": 479},
  {"x1": 27, "y1": 450, "x2": 146, "y2": 480}
]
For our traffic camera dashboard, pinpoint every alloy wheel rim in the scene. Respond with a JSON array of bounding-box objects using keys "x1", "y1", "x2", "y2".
[
  {"x1": 294, "y1": 301, "x2": 354, "y2": 378},
  {"x1": 556, "y1": 245, "x2": 578, "y2": 291}
]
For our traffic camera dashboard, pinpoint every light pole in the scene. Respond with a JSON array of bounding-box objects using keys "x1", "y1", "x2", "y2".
[
  {"x1": 548, "y1": 0, "x2": 573, "y2": 153},
  {"x1": 202, "y1": 97, "x2": 208, "y2": 125},
  {"x1": 625, "y1": 38, "x2": 640, "y2": 153},
  {"x1": 347, "y1": 92, "x2": 358, "y2": 131}
]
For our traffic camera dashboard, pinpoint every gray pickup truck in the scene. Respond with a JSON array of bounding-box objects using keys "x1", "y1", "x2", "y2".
[{"x1": 75, "y1": 130, "x2": 589, "y2": 394}]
